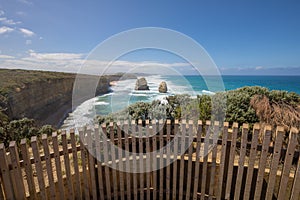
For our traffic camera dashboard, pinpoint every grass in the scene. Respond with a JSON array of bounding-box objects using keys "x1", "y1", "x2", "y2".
[{"x1": 0, "y1": 68, "x2": 75, "y2": 96}]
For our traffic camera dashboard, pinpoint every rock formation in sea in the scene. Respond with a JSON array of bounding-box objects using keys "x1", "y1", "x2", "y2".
[
  {"x1": 135, "y1": 77, "x2": 149, "y2": 90},
  {"x1": 158, "y1": 81, "x2": 168, "y2": 93}
]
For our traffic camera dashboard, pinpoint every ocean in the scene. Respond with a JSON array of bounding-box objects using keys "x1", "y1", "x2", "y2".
[{"x1": 61, "y1": 75, "x2": 300, "y2": 129}]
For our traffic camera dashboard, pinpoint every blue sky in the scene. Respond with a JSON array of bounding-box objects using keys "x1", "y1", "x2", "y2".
[{"x1": 0, "y1": 0, "x2": 300, "y2": 75}]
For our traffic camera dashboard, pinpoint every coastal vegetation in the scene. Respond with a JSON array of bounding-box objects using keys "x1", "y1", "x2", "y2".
[{"x1": 98, "y1": 86, "x2": 300, "y2": 142}]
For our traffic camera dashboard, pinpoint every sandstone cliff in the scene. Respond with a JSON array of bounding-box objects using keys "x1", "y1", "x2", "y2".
[{"x1": 0, "y1": 69, "x2": 127, "y2": 128}]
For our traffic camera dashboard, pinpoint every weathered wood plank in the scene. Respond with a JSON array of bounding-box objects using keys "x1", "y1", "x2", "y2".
[
  {"x1": 95, "y1": 125, "x2": 105, "y2": 200},
  {"x1": 123, "y1": 121, "x2": 132, "y2": 200},
  {"x1": 145, "y1": 120, "x2": 151, "y2": 200},
  {"x1": 179, "y1": 120, "x2": 187, "y2": 200},
  {"x1": 254, "y1": 125, "x2": 272, "y2": 199},
  {"x1": 31, "y1": 136, "x2": 47, "y2": 200},
  {"x1": 243, "y1": 124, "x2": 260, "y2": 200},
  {"x1": 79, "y1": 129, "x2": 90, "y2": 200},
  {"x1": 208, "y1": 121, "x2": 219, "y2": 199},
  {"x1": 265, "y1": 126, "x2": 284, "y2": 200},
  {"x1": 278, "y1": 127, "x2": 298, "y2": 200},
  {"x1": 138, "y1": 120, "x2": 144, "y2": 200},
  {"x1": 185, "y1": 120, "x2": 194, "y2": 200},
  {"x1": 102, "y1": 125, "x2": 112, "y2": 200},
  {"x1": 52, "y1": 132, "x2": 65, "y2": 200},
  {"x1": 86, "y1": 129, "x2": 97, "y2": 200},
  {"x1": 41, "y1": 134, "x2": 56, "y2": 200},
  {"x1": 70, "y1": 129, "x2": 82, "y2": 200},
  {"x1": 152, "y1": 120, "x2": 158, "y2": 200},
  {"x1": 20, "y1": 139, "x2": 37, "y2": 199},
  {"x1": 233, "y1": 124, "x2": 249, "y2": 200},
  {"x1": 131, "y1": 120, "x2": 138, "y2": 200},
  {"x1": 172, "y1": 119, "x2": 179, "y2": 200},
  {"x1": 225, "y1": 122, "x2": 238, "y2": 199},
  {"x1": 192, "y1": 120, "x2": 203, "y2": 200},
  {"x1": 166, "y1": 119, "x2": 171, "y2": 200},
  {"x1": 217, "y1": 122, "x2": 229, "y2": 200},
  {"x1": 201, "y1": 121, "x2": 211, "y2": 200},
  {"x1": 290, "y1": 146, "x2": 300, "y2": 200},
  {"x1": 0, "y1": 143, "x2": 14, "y2": 200},
  {"x1": 117, "y1": 122, "x2": 125, "y2": 200},
  {"x1": 62, "y1": 131, "x2": 75, "y2": 199},
  {"x1": 109, "y1": 122, "x2": 118, "y2": 199},
  {"x1": 159, "y1": 119, "x2": 164, "y2": 200},
  {"x1": 9, "y1": 141, "x2": 26, "y2": 199}
]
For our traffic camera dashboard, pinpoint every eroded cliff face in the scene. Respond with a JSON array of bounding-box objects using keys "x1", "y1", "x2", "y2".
[{"x1": 5, "y1": 74, "x2": 122, "y2": 128}]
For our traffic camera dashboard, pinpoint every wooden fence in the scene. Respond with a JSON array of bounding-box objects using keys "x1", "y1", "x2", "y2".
[{"x1": 0, "y1": 120, "x2": 299, "y2": 200}]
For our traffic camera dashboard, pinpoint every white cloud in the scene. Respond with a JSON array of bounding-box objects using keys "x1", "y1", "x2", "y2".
[
  {"x1": 0, "y1": 10, "x2": 4, "y2": 16},
  {"x1": 0, "y1": 54, "x2": 15, "y2": 59},
  {"x1": 19, "y1": 28, "x2": 35, "y2": 37},
  {"x1": 0, "y1": 50, "x2": 192, "y2": 75},
  {"x1": 255, "y1": 66, "x2": 263, "y2": 70},
  {"x1": 0, "y1": 17, "x2": 21, "y2": 25},
  {"x1": 0, "y1": 26, "x2": 14, "y2": 34},
  {"x1": 27, "y1": 51, "x2": 84, "y2": 60}
]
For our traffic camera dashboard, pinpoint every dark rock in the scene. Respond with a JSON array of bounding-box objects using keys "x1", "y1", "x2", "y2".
[{"x1": 135, "y1": 77, "x2": 149, "y2": 90}]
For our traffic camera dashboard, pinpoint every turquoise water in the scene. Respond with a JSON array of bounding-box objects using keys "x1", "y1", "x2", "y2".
[{"x1": 61, "y1": 75, "x2": 300, "y2": 129}]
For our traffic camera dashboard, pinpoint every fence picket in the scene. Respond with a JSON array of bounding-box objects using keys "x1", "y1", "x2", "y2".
[
  {"x1": 41, "y1": 134, "x2": 56, "y2": 200},
  {"x1": 79, "y1": 129, "x2": 90, "y2": 200},
  {"x1": 0, "y1": 143, "x2": 14, "y2": 200},
  {"x1": 172, "y1": 119, "x2": 179, "y2": 200},
  {"x1": 61, "y1": 131, "x2": 75, "y2": 199},
  {"x1": 138, "y1": 120, "x2": 145, "y2": 200},
  {"x1": 159, "y1": 119, "x2": 165, "y2": 200},
  {"x1": 117, "y1": 122, "x2": 125, "y2": 200},
  {"x1": 152, "y1": 120, "x2": 158, "y2": 200},
  {"x1": 20, "y1": 139, "x2": 36, "y2": 199},
  {"x1": 278, "y1": 127, "x2": 298, "y2": 199},
  {"x1": 234, "y1": 124, "x2": 249, "y2": 199},
  {"x1": 185, "y1": 120, "x2": 194, "y2": 200},
  {"x1": 200, "y1": 121, "x2": 211, "y2": 200},
  {"x1": 31, "y1": 136, "x2": 47, "y2": 200},
  {"x1": 52, "y1": 132, "x2": 65, "y2": 200},
  {"x1": 123, "y1": 121, "x2": 132, "y2": 199},
  {"x1": 243, "y1": 124, "x2": 260, "y2": 200},
  {"x1": 265, "y1": 126, "x2": 284, "y2": 200},
  {"x1": 192, "y1": 120, "x2": 202, "y2": 200},
  {"x1": 254, "y1": 125, "x2": 272, "y2": 199},
  {"x1": 208, "y1": 121, "x2": 219, "y2": 199},
  {"x1": 217, "y1": 122, "x2": 229, "y2": 200},
  {"x1": 166, "y1": 119, "x2": 171, "y2": 200},
  {"x1": 86, "y1": 129, "x2": 97, "y2": 200},
  {"x1": 179, "y1": 120, "x2": 187, "y2": 200},
  {"x1": 131, "y1": 120, "x2": 138, "y2": 200},
  {"x1": 290, "y1": 148, "x2": 300, "y2": 200},
  {"x1": 101, "y1": 124, "x2": 112, "y2": 200},
  {"x1": 224, "y1": 123, "x2": 238, "y2": 199},
  {"x1": 145, "y1": 120, "x2": 151, "y2": 200}
]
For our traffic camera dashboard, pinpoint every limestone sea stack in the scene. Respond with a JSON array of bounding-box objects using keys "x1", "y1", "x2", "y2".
[
  {"x1": 135, "y1": 77, "x2": 149, "y2": 90},
  {"x1": 158, "y1": 81, "x2": 168, "y2": 93}
]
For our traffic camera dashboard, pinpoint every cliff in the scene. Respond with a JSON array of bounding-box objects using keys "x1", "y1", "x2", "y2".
[{"x1": 0, "y1": 69, "x2": 129, "y2": 128}]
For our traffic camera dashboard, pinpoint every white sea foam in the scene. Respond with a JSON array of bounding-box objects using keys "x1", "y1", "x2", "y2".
[{"x1": 61, "y1": 74, "x2": 203, "y2": 130}]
